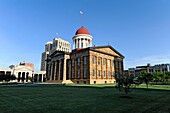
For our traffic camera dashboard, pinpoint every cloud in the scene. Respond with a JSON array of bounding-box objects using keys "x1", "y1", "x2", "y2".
[{"x1": 124, "y1": 54, "x2": 170, "y2": 69}]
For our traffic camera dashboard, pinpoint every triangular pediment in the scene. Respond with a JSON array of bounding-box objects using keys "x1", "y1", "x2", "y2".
[
  {"x1": 91, "y1": 46, "x2": 124, "y2": 58},
  {"x1": 15, "y1": 66, "x2": 33, "y2": 71},
  {"x1": 50, "y1": 51, "x2": 70, "y2": 58}
]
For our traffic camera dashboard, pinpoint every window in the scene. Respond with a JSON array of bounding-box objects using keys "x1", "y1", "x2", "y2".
[
  {"x1": 94, "y1": 81, "x2": 96, "y2": 84},
  {"x1": 72, "y1": 60, "x2": 74, "y2": 66},
  {"x1": 77, "y1": 69, "x2": 80, "y2": 78},
  {"x1": 93, "y1": 69, "x2": 96, "y2": 77},
  {"x1": 77, "y1": 58, "x2": 80, "y2": 66},
  {"x1": 103, "y1": 58, "x2": 106, "y2": 65},
  {"x1": 104, "y1": 70, "x2": 106, "y2": 78},
  {"x1": 105, "y1": 81, "x2": 107, "y2": 84},
  {"x1": 108, "y1": 59, "x2": 111, "y2": 66},
  {"x1": 72, "y1": 70, "x2": 74, "y2": 78},
  {"x1": 112, "y1": 60, "x2": 114, "y2": 67},
  {"x1": 77, "y1": 81, "x2": 79, "y2": 84},
  {"x1": 108, "y1": 71, "x2": 111, "y2": 78},
  {"x1": 112, "y1": 72, "x2": 115, "y2": 78},
  {"x1": 92, "y1": 56, "x2": 95, "y2": 64},
  {"x1": 83, "y1": 68, "x2": 87, "y2": 78},
  {"x1": 98, "y1": 57, "x2": 101, "y2": 65},
  {"x1": 83, "y1": 57, "x2": 87, "y2": 65},
  {"x1": 84, "y1": 81, "x2": 86, "y2": 84},
  {"x1": 98, "y1": 70, "x2": 101, "y2": 77}
]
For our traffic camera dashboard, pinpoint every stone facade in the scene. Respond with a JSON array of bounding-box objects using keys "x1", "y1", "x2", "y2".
[
  {"x1": 46, "y1": 46, "x2": 124, "y2": 84},
  {"x1": 45, "y1": 26, "x2": 124, "y2": 84},
  {"x1": 0, "y1": 64, "x2": 33, "y2": 83}
]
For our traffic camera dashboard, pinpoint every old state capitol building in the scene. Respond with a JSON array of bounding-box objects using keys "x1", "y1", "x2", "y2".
[{"x1": 44, "y1": 26, "x2": 124, "y2": 84}]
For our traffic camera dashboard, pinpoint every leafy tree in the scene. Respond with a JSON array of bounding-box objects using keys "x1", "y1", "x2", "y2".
[
  {"x1": 139, "y1": 71, "x2": 153, "y2": 90},
  {"x1": 152, "y1": 72, "x2": 161, "y2": 84},
  {"x1": 116, "y1": 74, "x2": 135, "y2": 94},
  {"x1": 158, "y1": 72, "x2": 166, "y2": 82},
  {"x1": 165, "y1": 72, "x2": 170, "y2": 81}
]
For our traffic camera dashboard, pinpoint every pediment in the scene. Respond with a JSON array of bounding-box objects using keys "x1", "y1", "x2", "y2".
[
  {"x1": 15, "y1": 66, "x2": 32, "y2": 71},
  {"x1": 91, "y1": 46, "x2": 124, "y2": 58}
]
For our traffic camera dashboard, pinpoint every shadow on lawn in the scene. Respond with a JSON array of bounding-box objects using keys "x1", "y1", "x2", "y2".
[{"x1": 65, "y1": 84, "x2": 170, "y2": 92}]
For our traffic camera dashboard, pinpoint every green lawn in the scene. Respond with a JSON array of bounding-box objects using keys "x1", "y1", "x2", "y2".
[{"x1": 0, "y1": 84, "x2": 170, "y2": 113}]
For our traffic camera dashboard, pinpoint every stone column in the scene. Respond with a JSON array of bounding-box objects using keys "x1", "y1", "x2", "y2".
[
  {"x1": 76, "y1": 39, "x2": 78, "y2": 49},
  {"x1": 86, "y1": 39, "x2": 88, "y2": 47},
  {"x1": 50, "y1": 62, "x2": 54, "y2": 80},
  {"x1": 37, "y1": 74, "x2": 39, "y2": 82},
  {"x1": 42, "y1": 74, "x2": 44, "y2": 82},
  {"x1": 58, "y1": 60, "x2": 61, "y2": 80},
  {"x1": 90, "y1": 40, "x2": 92, "y2": 47},
  {"x1": 53, "y1": 61, "x2": 56, "y2": 80},
  {"x1": 82, "y1": 39, "x2": 84, "y2": 48},
  {"x1": 63, "y1": 55, "x2": 67, "y2": 82},
  {"x1": 74, "y1": 39, "x2": 76, "y2": 49},
  {"x1": 79, "y1": 38, "x2": 81, "y2": 48}
]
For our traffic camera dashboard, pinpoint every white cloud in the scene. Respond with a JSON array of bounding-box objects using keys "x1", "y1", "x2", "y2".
[{"x1": 124, "y1": 54, "x2": 170, "y2": 69}]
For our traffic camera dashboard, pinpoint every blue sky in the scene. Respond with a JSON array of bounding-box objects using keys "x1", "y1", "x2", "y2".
[{"x1": 0, "y1": 0, "x2": 170, "y2": 70}]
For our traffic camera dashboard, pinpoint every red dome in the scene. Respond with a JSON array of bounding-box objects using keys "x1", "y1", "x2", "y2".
[{"x1": 75, "y1": 26, "x2": 90, "y2": 35}]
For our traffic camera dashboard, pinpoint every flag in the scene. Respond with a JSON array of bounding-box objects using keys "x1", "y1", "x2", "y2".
[{"x1": 80, "y1": 11, "x2": 83, "y2": 14}]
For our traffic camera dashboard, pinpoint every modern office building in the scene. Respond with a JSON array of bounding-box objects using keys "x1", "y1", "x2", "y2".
[
  {"x1": 46, "y1": 26, "x2": 124, "y2": 84},
  {"x1": 41, "y1": 38, "x2": 71, "y2": 71},
  {"x1": 41, "y1": 42, "x2": 52, "y2": 71}
]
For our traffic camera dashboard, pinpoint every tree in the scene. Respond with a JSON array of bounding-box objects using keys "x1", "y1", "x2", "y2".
[
  {"x1": 139, "y1": 71, "x2": 153, "y2": 90},
  {"x1": 152, "y1": 72, "x2": 161, "y2": 84},
  {"x1": 158, "y1": 72, "x2": 166, "y2": 82},
  {"x1": 165, "y1": 72, "x2": 170, "y2": 82},
  {"x1": 116, "y1": 74, "x2": 135, "y2": 95}
]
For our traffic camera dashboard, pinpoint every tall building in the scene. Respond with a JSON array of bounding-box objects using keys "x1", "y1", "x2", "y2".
[
  {"x1": 41, "y1": 42, "x2": 52, "y2": 71},
  {"x1": 46, "y1": 26, "x2": 124, "y2": 84},
  {"x1": 41, "y1": 38, "x2": 71, "y2": 71}
]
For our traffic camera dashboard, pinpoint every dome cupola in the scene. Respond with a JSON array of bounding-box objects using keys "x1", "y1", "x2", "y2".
[{"x1": 72, "y1": 26, "x2": 93, "y2": 49}]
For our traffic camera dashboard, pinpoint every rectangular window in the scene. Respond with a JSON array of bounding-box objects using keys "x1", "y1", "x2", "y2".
[
  {"x1": 77, "y1": 58, "x2": 80, "y2": 66},
  {"x1": 108, "y1": 59, "x2": 111, "y2": 66},
  {"x1": 98, "y1": 57, "x2": 101, "y2": 65},
  {"x1": 92, "y1": 56, "x2": 95, "y2": 64},
  {"x1": 72, "y1": 60, "x2": 74, "y2": 66},
  {"x1": 72, "y1": 70, "x2": 74, "y2": 78},
  {"x1": 112, "y1": 60, "x2": 114, "y2": 67},
  {"x1": 93, "y1": 69, "x2": 96, "y2": 77},
  {"x1": 77, "y1": 69, "x2": 80, "y2": 78},
  {"x1": 83, "y1": 57, "x2": 87, "y2": 65},
  {"x1": 112, "y1": 72, "x2": 115, "y2": 78},
  {"x1": 108, "y1": 71, "x2": 111, "y2": 78},
  {"x1": 83, "y1": 68, "x2": 87, "y2": 78},
  {"x1": 98, "y1": 70, "x2": 101, "y2": 77},
  {"x1": 103, "y1": 58, "x2": 106, "y2": 65},
  {"x1": 104, "y1": 70, "x2": 106, "y2": 78}
]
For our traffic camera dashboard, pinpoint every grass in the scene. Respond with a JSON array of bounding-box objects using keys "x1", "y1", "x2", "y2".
[{"x1": 0, "y1": 84, "x2": 170, "y2": 113}]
